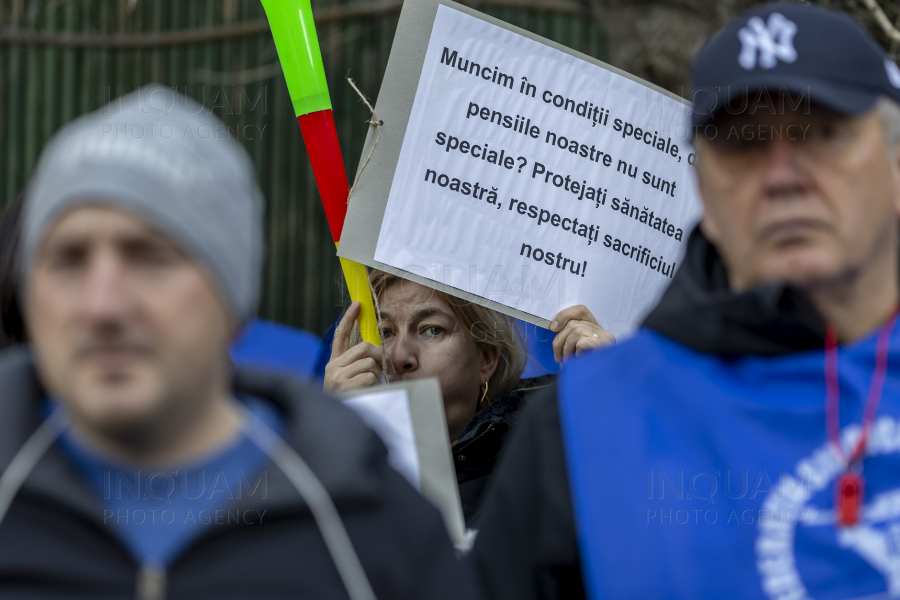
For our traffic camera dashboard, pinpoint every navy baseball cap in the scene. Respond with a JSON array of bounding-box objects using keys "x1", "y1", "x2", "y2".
[{"x1": 691, "y1": 2, "x2": 900, "y2": 127}]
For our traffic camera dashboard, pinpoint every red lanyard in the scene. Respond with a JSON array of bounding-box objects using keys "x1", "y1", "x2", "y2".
[{"x1": 825, "y1": 308, "x2": 899, "y2": 526}]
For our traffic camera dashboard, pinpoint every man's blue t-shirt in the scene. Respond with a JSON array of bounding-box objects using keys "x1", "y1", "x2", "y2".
[{"x1": 55, "y1": 397, "x2": 285, "y2": 566}]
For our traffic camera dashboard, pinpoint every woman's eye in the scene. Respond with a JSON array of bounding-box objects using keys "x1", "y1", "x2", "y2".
[
  {"x1": 379, "y1": 328, "x2": 393, "y2": 340},
  {"x1": 422, "y1": 326, "x2": 443, "y2": 338}
]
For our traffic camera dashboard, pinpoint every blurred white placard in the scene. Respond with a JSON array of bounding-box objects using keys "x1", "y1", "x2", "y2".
[
  {"x1": 340, "y1": 379, "x2": 465, "y2": 546},
  {"x1": 344, "y1": 388, "x2": 421, "y2": 489}
]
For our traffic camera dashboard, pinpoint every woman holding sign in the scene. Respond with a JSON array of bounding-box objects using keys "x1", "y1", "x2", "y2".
[{"x1": 325, "y1": 271, "x2": 613, "y2": 524}]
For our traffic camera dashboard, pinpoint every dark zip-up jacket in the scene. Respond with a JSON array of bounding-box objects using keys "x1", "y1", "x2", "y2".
[
  {"x1": 452, "y1": 376, "x2": 554, "y2": 526},
  {"x1": 0, "y1": 347, "x2": 474, "y2": 599},
  {"x1": 467, "y1": 228, "x2": 830, "y2": 600}
]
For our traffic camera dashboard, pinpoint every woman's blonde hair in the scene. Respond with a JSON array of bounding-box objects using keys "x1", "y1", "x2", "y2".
[{"x1": 368, "y1": 270, "x2": 526, "y2": 405}]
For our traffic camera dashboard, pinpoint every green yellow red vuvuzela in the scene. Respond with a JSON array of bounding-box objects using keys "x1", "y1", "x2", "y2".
[
  {"x1": 261, "y1": 0, "x2": 381, "y2": 346},
  {"x1": 262, "y1": 0, "x2": 330, "y2": 116}
]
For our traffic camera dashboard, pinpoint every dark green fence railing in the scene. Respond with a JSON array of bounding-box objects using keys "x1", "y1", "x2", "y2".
[{"x1": 0, "y1": 0, "x2": 605, "y2": 335}]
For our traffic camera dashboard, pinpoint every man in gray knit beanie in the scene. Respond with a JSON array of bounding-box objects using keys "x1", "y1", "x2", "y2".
[
  {"x1": 22, "y1": 84, "x2": 264, "y2": 322},
  {"x1": 14, "y1": 82, "x2": 265, "y2": 451}
]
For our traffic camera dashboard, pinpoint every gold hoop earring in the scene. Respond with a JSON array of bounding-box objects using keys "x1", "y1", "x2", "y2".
[{"x1": 479, "y1": 381, "x2": 489, "y2": 408}]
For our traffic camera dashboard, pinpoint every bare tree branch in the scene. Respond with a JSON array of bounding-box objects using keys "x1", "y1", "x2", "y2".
[{"x1": 859, "y1": 0, "x2": 900, "y2": 44}]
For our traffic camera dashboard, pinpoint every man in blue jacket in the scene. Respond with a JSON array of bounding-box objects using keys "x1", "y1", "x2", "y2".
[{"x1": 470, "y1": 3, "x2": 900, "y2": 599}]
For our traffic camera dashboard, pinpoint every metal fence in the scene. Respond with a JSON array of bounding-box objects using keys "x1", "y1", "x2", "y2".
[{"x1": 0, "y1": 0, "x2": 605, "y2": 334}]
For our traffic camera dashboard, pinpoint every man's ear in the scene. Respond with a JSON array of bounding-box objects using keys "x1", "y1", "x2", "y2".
[
  {"x1": 699, "y1": 212, "x2": 722, "y2": 246},
  {"x1": 891, "y1": 143, "x2": 900, "y2": 218},
  {"x1": 479, "y1": 345, "x2": 501, "y2": 384}
]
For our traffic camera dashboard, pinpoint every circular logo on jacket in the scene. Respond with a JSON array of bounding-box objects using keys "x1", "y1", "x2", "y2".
[{"x1": 756, "y1": 417, "x2": 900, "y2": 599}]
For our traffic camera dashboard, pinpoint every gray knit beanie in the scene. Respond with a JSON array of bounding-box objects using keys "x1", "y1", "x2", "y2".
[{"x1": 21, "y1": 84, "x2": 264, "y2": 323}]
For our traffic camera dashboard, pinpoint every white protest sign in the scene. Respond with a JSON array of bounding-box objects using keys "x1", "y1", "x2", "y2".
[{"x1": 366, "y1": 4, "x2": 701, "y2": 338}]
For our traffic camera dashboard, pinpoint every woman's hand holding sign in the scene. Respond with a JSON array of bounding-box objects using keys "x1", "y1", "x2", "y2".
[
  {"x1": 324, "y1": 301, "x2": 384, "y2": 393},
  {"x1": 551, "y1": 305, "x2": 615, "y2": 362}
]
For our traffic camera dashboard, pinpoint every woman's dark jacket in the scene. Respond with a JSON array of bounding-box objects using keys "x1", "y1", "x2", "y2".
[{"x1": 452, "y1": 376, "x2": 554, "y2": 525}]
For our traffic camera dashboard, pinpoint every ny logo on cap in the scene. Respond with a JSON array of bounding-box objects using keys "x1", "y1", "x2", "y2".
[
  {"x1": 738, "y1": 12, "x2": 798, "y2": 70},
  {"x1": 886, "y1": 58, "x2": 900, "y2": 89}
]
